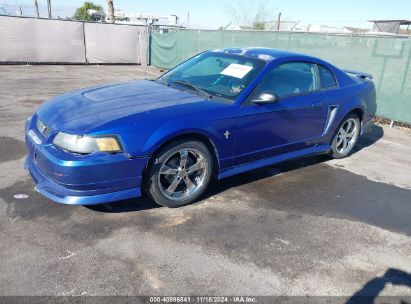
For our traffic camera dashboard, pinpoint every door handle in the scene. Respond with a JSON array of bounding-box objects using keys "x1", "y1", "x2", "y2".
[{"x1": 311, "y1": 101, "x2": 323, "y2": 109}]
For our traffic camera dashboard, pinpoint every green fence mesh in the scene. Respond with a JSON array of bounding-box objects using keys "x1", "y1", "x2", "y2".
[{"x1": 150, "y1": 29, "x2": 411, "y2": 124}]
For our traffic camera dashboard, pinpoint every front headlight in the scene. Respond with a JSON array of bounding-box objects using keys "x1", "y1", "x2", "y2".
[{"x1": 53, "y1": 132, "x2": 122, "y2": 154}]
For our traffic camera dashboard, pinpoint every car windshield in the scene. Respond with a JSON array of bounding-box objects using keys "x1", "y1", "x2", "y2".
[{"x1": 156, "y1": 52, "x2": 266, "y2": 102}]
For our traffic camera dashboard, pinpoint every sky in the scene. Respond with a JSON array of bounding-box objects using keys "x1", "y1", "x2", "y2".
[{"x1": 1, "y1": 0, "x2": 410, "y2": 29}]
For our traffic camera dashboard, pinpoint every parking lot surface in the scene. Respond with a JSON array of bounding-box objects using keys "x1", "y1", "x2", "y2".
[{"x1": 0, "y1": 65, "x2": 411, "y2": 298}]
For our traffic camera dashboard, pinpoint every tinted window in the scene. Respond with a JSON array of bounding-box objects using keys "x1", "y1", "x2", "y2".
[
  {"x1": 318, "y1": 65, "x2": 337, "y2": 89},
  {"x1": 254, "y1": 62, "x2": 319, "y2": 97}
]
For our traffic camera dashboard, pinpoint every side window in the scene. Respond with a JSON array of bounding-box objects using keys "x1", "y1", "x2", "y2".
[
  {"x1": 318, "y1": 65, "x2": 337, "y2": 89},
  {"x1": 254, "y1": 62, "x2": 319, "y2": 97}
]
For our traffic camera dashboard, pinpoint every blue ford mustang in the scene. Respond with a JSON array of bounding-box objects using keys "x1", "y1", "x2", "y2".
[{"x1": 25, "y1": 48, "x2": 376, "y2": 207}]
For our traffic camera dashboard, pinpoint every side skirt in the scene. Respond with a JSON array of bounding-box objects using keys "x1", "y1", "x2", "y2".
[{"x1": 218, "y1": 144, "x2": 331, "y2": 180}]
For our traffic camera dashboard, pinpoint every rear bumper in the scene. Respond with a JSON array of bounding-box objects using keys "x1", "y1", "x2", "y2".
[{"x1": 25, "y1": 117, "x2": 149, "y2": 205}]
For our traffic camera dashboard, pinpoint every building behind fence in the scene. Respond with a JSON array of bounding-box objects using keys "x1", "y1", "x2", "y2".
[{"x1": 0, "y1": 16, "x2": 410, "y2": 124}]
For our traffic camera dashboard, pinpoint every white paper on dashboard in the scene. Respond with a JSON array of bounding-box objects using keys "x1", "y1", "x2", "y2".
[{"x1": 220, "y1": 64, "x2": 253, "y2": 79}]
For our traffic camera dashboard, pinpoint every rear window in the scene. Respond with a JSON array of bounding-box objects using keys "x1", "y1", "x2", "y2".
[{"x1": 318, "y1": 65, "x2": 337, "y2": 89}]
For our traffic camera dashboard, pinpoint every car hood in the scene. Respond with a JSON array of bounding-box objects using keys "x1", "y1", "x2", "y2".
[{"x1": 37, "y1": 80, "x2": 219, "y2": 133}]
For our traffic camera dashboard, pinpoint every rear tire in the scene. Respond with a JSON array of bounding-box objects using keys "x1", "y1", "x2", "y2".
[
  {"x1": 330, "y1": 113, "x2": 360, "y2": 159},
  {"x1": 144, "y1": 139, "x2": 213, "y2": 208}
]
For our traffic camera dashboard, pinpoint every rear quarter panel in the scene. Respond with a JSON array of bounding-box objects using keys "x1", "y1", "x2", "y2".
[{"x1": 323, "y1": 78, "x2": 376, "y2": 142}]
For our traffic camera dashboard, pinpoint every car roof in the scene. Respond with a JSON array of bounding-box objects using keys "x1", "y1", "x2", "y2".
[{"x1": 211, "y1": 47, "x2": 316, "y2": 62}]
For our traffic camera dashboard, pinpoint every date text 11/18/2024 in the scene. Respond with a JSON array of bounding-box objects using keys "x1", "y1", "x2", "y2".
[{"x1": 149, "y1": 296, "x2": 257, "y2": 303}]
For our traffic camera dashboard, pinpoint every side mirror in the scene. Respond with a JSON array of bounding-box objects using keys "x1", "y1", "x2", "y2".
[{"x1": 251, "y1": 92, "x2": 279, "y2": 104}]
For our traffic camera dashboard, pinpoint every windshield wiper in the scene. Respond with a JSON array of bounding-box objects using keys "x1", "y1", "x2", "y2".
[{"x1": 171, "y1": 80, "x2": 212, "y2": 99}]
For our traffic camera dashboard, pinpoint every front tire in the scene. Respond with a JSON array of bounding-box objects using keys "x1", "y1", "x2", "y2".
[
  {"x1": 330, "y1": 113, "x2": 361, "y2": 159},
  {"x1": 144, "y1": 139, "x2": 213, "y2": 208}
]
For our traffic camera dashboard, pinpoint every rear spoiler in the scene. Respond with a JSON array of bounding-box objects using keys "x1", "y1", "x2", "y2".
[{"x1": 343, "y1": 69, "x2": 373, "y2": 80}]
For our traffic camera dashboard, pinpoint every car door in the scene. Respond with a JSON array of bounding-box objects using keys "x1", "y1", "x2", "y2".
[{"x1": 233, "y1": 61, "x2": 329, "y2": 166}]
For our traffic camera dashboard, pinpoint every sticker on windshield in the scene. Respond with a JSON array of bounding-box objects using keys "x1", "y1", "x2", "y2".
[{"x1": 220, "y1": 64, "x2": 253, "y2": 79}]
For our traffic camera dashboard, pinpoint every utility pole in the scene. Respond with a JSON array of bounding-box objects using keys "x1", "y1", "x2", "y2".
[
  {"x1": 187, "y1": 12, "x2": 190, "y2": 28},
  {"x1": 276, "y1": 12, "x2": 281, "y2": 31},
  {"x1": 107, "y1": 0, "x2": 115, "y2": 23},
  {"x1": 33, "y1": 0, "x2": 39, "y2": 18},
  {"x1": 47, "y1": 0, "x2": 52, "y2": 18}
]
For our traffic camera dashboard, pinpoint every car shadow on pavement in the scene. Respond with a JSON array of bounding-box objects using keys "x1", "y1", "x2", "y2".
[
  {"x1": 346, "y1": 268, "x2": 411, "y2": 304},
  {"x1": 203, "y1": 154, "x2": 329, "y2": 201},
  {"x1": 86, "y1": 124, "x2": 384, "y2": 213},
  {"x1": 353, "y1": 124, "x2": 384, "y2": 153},
  {"x1": 87, "y1": 154, "x2": 329, "y2": 213},
  {"x1": 204, "y1": 124, "x2": 384, "y2": 201},
  {"x1": 85, "y1": 196, "x2": 160, "y2": 213}
]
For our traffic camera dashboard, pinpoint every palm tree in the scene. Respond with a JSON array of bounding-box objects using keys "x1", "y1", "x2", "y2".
[{"x1": 107, "y1": 0, "x2": 115, "y2": 23}]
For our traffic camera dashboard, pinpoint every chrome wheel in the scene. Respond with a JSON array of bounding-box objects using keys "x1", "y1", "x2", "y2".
[
  {"x1": 335, "y1": 118, "x2": 359, "y2": 155},
  {"x1": 158, "y1": 148, "x2": 207, "y2": 201}
]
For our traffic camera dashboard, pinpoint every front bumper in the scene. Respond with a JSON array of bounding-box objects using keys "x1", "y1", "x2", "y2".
[{"x1": 25, "y1": 116, "x2": 149, "y2": 205}]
